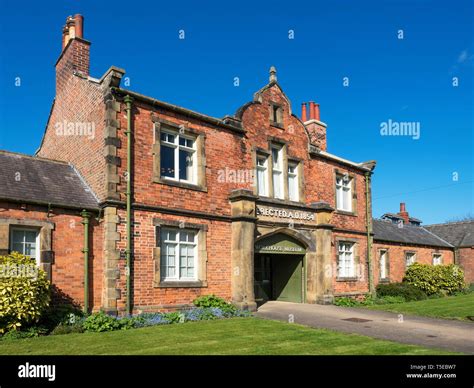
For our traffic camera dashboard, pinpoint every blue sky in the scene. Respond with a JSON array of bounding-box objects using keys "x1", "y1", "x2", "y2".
[{"x1": 0, "y1": 0, "x2": 472, "y2": 224}]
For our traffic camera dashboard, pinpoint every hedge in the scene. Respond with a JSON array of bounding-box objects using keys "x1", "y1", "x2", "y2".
[
  {"x1": 403, "y1": 263, "x2": 465, "y2": 296},
  {"x1": 376, "y1": 282, "x2": 427, "y2": 301}
]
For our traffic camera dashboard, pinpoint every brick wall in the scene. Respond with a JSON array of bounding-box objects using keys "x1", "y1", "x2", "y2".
[
  {"x1": 113, "y1": 209, "x2": 232, "y2": 312},
  {"x1": 372, "y1": 242, "x2": 454, "y2": 284},
  {"x1": 457, "y1": 247, "x2": 474, "y2": 284},
  {"x1": 0, "y1": 201, "x2": 103, "y2": 310}
]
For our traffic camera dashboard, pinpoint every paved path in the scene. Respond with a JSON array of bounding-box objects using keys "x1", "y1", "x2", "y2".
[{"x1": 256, "y1": 301, "x2": 474, "y2": 354}]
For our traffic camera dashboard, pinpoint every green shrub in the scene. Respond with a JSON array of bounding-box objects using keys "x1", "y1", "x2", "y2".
[
  {"x1": 82, "y1": 312, "x2": 122, "y2": 332},
  {"x1": 0, "y1": 252, "x2": 50, "y2": 333},
  {"x1": 1, "y1": 326, "x2": 48, "y2": 340},
  {"x1": 374, "y1": 296, "x2": 406, "y2": 305},
  {"x1": 376, "y1": 282, "x2": 427, "y2": 301},
  {"x1": 360, "y1": 294, "x2": 375, "y2": 306},
  {"x1": 193, "y1": 295, "x2": 236, "y2": 314},
  {"x1": 116, "y1": 316, "x2": 141, "y2": 330},
  {"x1": 162, "y1": 312, "x2": 184, "y2": 323},
  {"x1": 38, "y1": 285, "x2": 83, "y2": 331},
  {"x1": 403, "y1": 263, "x2": 466, "y2": 296},
  {"x1": 334, "y1": 297, "x2": 360, "y2": 307},
  {"x1": 51, "y1": 322, "x2": 84, "y2": 335}
]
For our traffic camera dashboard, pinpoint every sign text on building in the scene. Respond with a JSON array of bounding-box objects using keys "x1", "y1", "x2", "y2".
[{"x1": 256, "y1": 205, "x2": 315, "y2": 221}]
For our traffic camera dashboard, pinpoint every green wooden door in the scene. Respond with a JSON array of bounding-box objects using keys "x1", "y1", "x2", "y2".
[{"x1": 272, "y1": 255, "x2": 303, "y2": 303}]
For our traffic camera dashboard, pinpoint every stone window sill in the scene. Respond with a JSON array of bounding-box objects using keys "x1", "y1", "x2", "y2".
[
  {"x1": 379, "y1": 278, "x2": 390, "y2": 283},
  {"x1": 155, "y1": 280, "x2": 207, "y2": 288},
  {"x1": 153, "y1": 177, "x2": 207, "y2": 193},
  {"x1": 336, "y1": 277, "x2": 360, "y2": 282},
  {"x1": 335, "y1": 209, "x2": 357, "y2": 217}
]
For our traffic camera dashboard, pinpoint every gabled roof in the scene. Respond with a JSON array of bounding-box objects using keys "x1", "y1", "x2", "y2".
[
  {"x1": 424, "y1": 221, "x2": 474, "y2": 248},
  {"x1": 373, "y1": 219, "x2": 453, "y2": 248},
  {"x1": 0, "y1": 151, "x2": 99, "y2": 210}
]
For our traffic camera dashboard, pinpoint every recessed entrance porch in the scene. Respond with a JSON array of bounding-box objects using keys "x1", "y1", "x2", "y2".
[{"x1": 254, "y1": 233, "x2": 306, "y2": 306}]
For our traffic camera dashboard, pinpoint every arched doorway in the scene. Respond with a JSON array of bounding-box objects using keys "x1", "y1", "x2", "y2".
[{"x1": 254, "y1": 232, "x2": 307, "y2": 306}]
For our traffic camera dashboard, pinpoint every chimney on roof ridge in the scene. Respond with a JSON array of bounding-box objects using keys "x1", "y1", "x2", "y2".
[
  {"x1": 398, "y1": 202, "x2": 410, "y2": 224},
  {"x1": 56, "y1": 14, "x2": 90, "y2": 94},
  {"x1": 62, "y1": 14, "x2": 84, "y2": 50},
  {"x1": 302, "y1": 100, "x2": 327, "y2": 151}
]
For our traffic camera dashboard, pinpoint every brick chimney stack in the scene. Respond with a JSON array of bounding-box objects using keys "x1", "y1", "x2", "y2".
[
  {"x1": 398, "y1": 202, "x2": 410, "y2": 224},
  {"x1": 56, "y1": 14, "x2": 90, "y2": 95},
  {"x1": 301, "y1": 100, "x2": 328, "y2": 151}
]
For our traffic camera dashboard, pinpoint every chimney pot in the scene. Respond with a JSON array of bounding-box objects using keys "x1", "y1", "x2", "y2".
[
  {"x1": 74, "y1": 14, "x2": 84, "y2": 39},
  {"x1": 314, "y1": 103, "x2": 320, "y2": 121},
  {"x1": 301, "y1": 103, "x2": 307, "y2": 122},
  {"x1": 400, "y1": 203, "x2": 406, "y2": 212},
  {"x1": 309, "y1": 101, "x2": 315, "y2": 120},
  {"x1": 62, "y1": 26, "x2": 69, "y2": 49}
]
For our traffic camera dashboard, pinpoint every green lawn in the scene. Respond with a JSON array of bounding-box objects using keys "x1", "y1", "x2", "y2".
[
  {"x1": 0, "y1": 318, "x2": 456, "y2": 355},
  {"x1": 365, "y1": 293, "x2": 474, "y2": 321}
]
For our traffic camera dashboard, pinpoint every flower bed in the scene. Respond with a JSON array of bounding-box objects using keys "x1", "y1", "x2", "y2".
[{"x1": 0, "y1": 295, "x2": 252, "y2": 339}]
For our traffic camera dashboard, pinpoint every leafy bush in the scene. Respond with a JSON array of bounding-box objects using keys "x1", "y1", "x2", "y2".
[
  {"x1": 376, "y1": 282, "x2": 427, "y2": 301},
  {"x1": 51, "y1": 322, "x2": 84, "y2": 335},
  {"x1": 38, "y1": 285, "x2": 83, "y2": 331},
  {"x1": 1, "y1": 326, "x2": 48, "y2": 340},
  {"x1": 193, "y1": 295, "x2": 237, "y2": 314},
  {"x1": 360, "y1": 294, "x2": 375, "y2": 306},
  {"x1": 82, "y1": 312, "x2": 122, "y2": 332},
  {"x1": 163, "y1": 311, "x2": 184, "y2": 324},
  {"x1": 403, "y1": 263, "x2": 466, "y2": 296},
  {"x1": 0, "y1": 252, "x2": 50, "y2": 333},
  {"x1": 334, "y1": 297, "x2": 359, "y2": 307}
]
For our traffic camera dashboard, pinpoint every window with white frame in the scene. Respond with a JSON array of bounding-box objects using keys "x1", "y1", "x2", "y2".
[
  {"x1": 288, "y1": 162, "x2": 299, "y2": 202},
  {"x1": 338, "y1": 242, "x2": 355, "y2": 278},
  {"x1": 160, "y1": 228, "x2": 197, "y2": 281},
  {"x1": 272, "y1": 146, "x2": 284, "y2": 199},
  {"x1": 336, "y1": 174, "x2": 352, "y2": 212},
  {"x1": 10, "y1": 227, "x2": 40, "y2": 265},
  {"x1": 379, "y1": 250, "x2": 388, "y2": 279},
  {"x1": 405, "y1": 252, "x2": 416, "y2": 267},
  {"x1": 256, "y1": 155, "x2": 269, "y2": 197},
  {"x1": 160, "y1": 131, "x2": 196, "y2": 183},
  {"x1": 432, "y1": 253, "x2": 442, "y2": 266}
]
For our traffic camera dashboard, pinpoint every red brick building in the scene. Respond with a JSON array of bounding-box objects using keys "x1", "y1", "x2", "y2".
[
  {"x1": 424, "y1": 221, "x2": 474, "y2": 284},
  {"x1": 372, "y1": 203, "x2": 455, "y2": 284},
  {"x1": 0, "y1": 15, "x2": 464, "y2": 315}
]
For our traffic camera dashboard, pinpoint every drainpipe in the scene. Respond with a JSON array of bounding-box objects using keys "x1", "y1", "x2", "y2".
[
  {"x1": 81, "y1": 210, "x2": 91, "y2": 314},
  {"x1": 365, "y1": 172, "x2": 375, "y2": 296},
  {"x1": 124, "y1": 95, "x2": 134, "y2": 316}
]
